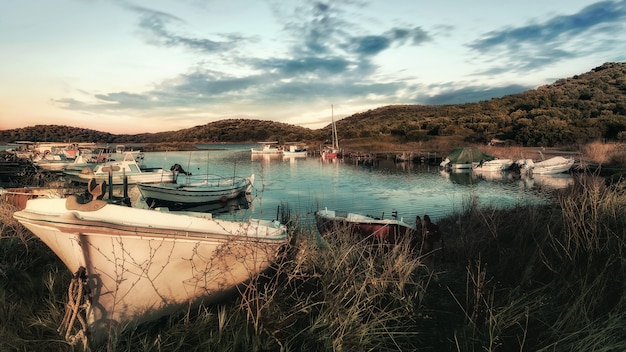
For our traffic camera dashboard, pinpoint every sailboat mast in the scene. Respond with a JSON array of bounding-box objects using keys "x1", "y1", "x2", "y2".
[{"x1": 331, "y1": 105, "x2": 339, "y2": 150}]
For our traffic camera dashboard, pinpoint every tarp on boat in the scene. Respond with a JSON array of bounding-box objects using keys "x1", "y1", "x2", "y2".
[{"x1": 445, "y1": 147, "x2": 494, "y2": 164}]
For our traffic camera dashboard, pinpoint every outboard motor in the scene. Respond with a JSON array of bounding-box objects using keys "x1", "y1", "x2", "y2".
[{"x1": 170, "y1": 163, "x2": 192, "y2": 176}]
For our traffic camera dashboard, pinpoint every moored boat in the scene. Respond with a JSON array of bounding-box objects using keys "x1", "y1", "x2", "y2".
[
  {"x1": 314, "y1": 208, "x2": 417, "y2": 243},
  {"x1": 282, "y1": 144, "x2": 308, "y2": 157},
  {"x1": 138, "y1": 174, "x2": 255, "y2": 210},
  {"x1": 440, "y1": 146, "x2": 495, "y2": 169},
  {"x1": 474, "y1": 158, "x2": 513, "y2": 171},
  {"x1": 251, "y1": 142, "x2": 282, "y2": 154},
  {"x1": 63, "y1": 151, "x2": 175, "y2": 185},
  {"x1": 519, "y1": 156, "x2": 575, "y2": 175}
]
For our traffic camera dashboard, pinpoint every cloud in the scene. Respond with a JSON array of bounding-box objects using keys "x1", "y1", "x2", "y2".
[
  {"x1": 469, "y1": 1, "x2": 626, "y2": 52},
  {"x1": 467, "y1": 0, "x2": 626, "y2": 73},
  {"x1": 250, "y1": 56, "x2": 352, "y2": 77},
  {"x1": 57, "y1": 0, "x2": 567, "y2": 128},
  {"x1": 128, "y1": 5, "x2": 243, "y2": 53},
  {"x1": 346, "y1": 27, "x2": 431, "y2": 56}
]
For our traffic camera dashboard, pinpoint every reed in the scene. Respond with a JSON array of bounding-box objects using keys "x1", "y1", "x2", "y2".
[{"x1": 581, "y1": 141, "x2": 626, "y2": 165}]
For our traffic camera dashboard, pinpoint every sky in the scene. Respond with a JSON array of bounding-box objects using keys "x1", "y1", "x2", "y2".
[{"x1": 1, "y1": 0, "x2": 625, "y2": 134}]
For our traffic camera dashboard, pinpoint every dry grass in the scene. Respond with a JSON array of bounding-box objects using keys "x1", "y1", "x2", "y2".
[
  {"x1": 581, "y1": 141, "x2": 626, "y2": 165},
  {"x1": 4, "y1": 165, "x2": 626, "y2": 351}
]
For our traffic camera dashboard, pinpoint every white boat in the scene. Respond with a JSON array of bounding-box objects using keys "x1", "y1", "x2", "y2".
[
  {"x1": 34, "y1": 152, "x2": 93, "y2": 172},
  {"x1": 63, "y1": 151, "x2": 175, "y2": 184},
  {"x1": 33, "y1": 153, "x2": 76, "y2": 171},
  {"x1": 13, "y1": 192, "x2": 288, "y2": 343},
  {"x1": 282, "y1": 145, "x2": 308, "y2": 157},
  {"x1": 137, "y1": 174, "x2": 255, "y2": 210},
  {"x1": 251, "y1": 142, "x2": 282, "y2": 154},
  {"x1": 519, "y1": 156, "x2": 575, "y2": 175},
  {"x1": 474, "y1": 158, "x2": 513, "y2": 171}
]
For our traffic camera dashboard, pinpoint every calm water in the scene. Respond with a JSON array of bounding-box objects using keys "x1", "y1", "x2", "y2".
[{"x1": 135, "y1": 144, "x2": 572, "y2": 227}]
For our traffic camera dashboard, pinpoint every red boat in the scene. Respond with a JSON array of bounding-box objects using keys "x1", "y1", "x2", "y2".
[{"x1": 314, "y1": 208, "x2": 418, "y2": 243}]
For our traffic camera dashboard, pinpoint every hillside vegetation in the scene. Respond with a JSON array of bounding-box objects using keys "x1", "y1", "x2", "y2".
[{"x1": 1, "y1": 62, "x2": 625, "y2": 147}]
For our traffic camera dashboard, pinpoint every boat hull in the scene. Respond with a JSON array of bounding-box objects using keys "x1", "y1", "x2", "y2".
[
  {"x1": 13, "y1": 198, "x2": 287, "y2": 341},
  {"x1": 138, "y1": 176, "x2": 253, "y2": 209},
  {"x1": 474, "y1": 159, "x2": 513, "y2": 171},
  {"x1": 314, "y1": 209, "x2": 416, "y2": 243},
  {"x1": 282, "y1": 151, "x2": 308, "y2": 157},
  {"x1": 521, "y1": 156, "x2": 575, "y2": 175}
]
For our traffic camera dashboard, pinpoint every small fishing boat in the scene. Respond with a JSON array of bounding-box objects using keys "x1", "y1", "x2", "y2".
[
  {"x1": 282, "y1": 144, "x2": 308, "y2": 157},
  {"x1": 251, "y1": 142, "x2": 282, "y2": 154},
  {"x1": 440, "y1": 146, "x2": 495, "y2": 169},
  {"x1": 314, "y1": 208, "x2": 417, "y2": 243},
  {"x1": 34, "y1": 152, "x2": 93, "y2": 172},
  {"x1": 138, "y1": 174, "x2": 255, "y2": 210},
  {"x1": 474, "y1": 158, "x2": 513, "y2": 171},
  {"x1": 13, "y1": 183, "x2": 288, "y2": 344},
  {"x1": 63, "y1": 151, "x2": 175, "y2": 185}
]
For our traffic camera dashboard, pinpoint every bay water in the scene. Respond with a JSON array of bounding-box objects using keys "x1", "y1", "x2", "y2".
[{"x1": 135, "y1": 144, "x2": 572, "y2": 228}]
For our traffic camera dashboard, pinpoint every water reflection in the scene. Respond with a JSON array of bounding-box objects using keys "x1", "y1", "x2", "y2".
[
  {"x1": 524, "y1": 173, "x2": 574, "y2": 189},
  {"x1": 442, "y1": 169, "x2": 483, "y2": 185},
  {"x1": 251, "y1": 153, "x2": 282, "y2": 163}
]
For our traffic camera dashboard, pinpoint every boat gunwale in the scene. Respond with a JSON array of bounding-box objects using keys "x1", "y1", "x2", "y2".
[{"x1": 14, "y1": 212, "x2": 288, "y2": 243}]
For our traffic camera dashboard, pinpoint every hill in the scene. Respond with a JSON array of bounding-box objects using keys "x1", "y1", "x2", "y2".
[{"x1": 1, "y1": 62, "x2": 625, "y2": 147}]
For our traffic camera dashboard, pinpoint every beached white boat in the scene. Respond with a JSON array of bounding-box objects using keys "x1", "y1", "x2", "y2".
[
  {"x1": 519, "y1": 156, "x2": 575, "y2": 175},
  {"x1": 138, "y1": 174, "x2": 254, "y2": 210},
  {"x1": 251, "y1": 142, "x2": 282, "y2": 154},
  {"x1": 13, "y1": 192, "x2": 288, "y2": 344},
  {"x1": 63, "y1": 151, "x2": 175, "y2": 184}
]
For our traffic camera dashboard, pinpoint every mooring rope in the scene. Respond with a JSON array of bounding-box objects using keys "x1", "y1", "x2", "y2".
[{"x1": 58, "y1": 266, "x2": 89, "y2": 348}]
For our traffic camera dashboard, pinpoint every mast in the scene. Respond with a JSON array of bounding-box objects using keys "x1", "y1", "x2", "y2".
[{"x1": 331, "y1": 104, "x2": 339, "y2": 150}]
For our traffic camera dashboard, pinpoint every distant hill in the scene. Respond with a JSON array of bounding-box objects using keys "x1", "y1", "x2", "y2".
[{"x1": 1, "y1": 62, "x2": 625, "y2": 147}]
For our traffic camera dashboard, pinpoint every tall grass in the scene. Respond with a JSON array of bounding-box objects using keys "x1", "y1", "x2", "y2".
[{"x1": 3, "y1": 171, "x2": 626, "y2": 351}]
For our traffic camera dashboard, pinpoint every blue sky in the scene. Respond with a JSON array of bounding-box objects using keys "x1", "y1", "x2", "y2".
[{"x1": 1, "y1": 0, "x2": 625, "y2": 134}]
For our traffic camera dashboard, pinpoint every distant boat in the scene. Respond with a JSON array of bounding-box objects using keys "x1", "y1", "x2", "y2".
[
  {"x1": 322, "y1": 105, "x2": 340, "y2": 159},
  {"x1": 63, "y1": 151, "x2": 175, "y2": 185},
  {"x1": 13, "y1": 189, "x2": 288, "y2": 344},
  {"x1": 34, "y1": 152, "x2": 92, "y2": 172},
  {"x1": 473, "y1": 158, "x2": 514, "y2": 172},
  {"x1": 519, "y1": 156, "x2": 575, "y2": 175},
  {"x1": 251, "y1": 142, "x2": 282, "y2": 154},
  {"x1": 440, "y1": 146, "x2": 495, "y2": 169},
  {"x1": 137, "y1": 174, "x2": 255, "y2": 210},
  {"x1": 282, "y1": 144, "x2": 308, "y2": 157}
]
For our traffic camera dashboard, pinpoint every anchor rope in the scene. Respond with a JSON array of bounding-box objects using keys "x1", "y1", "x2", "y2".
[{"x1": 58, "y1": 267, "x2": 89, "y2": 348}]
